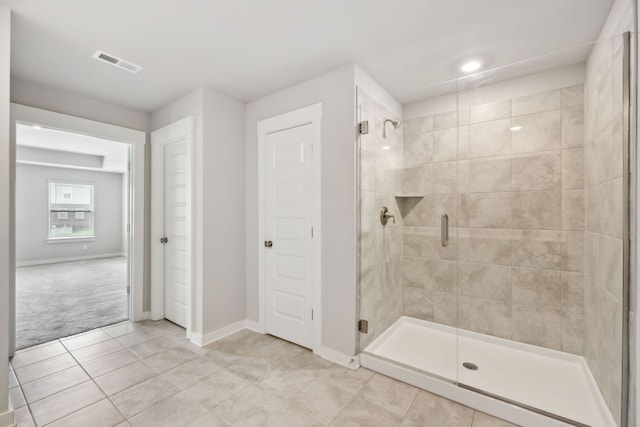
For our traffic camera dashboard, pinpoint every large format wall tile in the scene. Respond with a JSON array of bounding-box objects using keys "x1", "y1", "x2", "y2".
[
  {"x1": 512, "y1": 151, "x2": 561, "y2": 191},
  {"x1": 512, "y1": 229, "x2": 562, "y2": 270},
  {"x1": 512, "y1": 191, "x2": 561, "y2": 229},
  {"x1": 404, "y1": 133, "x2": 434, "y2": 167},
  {"x1": 459, "y1": 156, "x2": 511, "y2": 193},
  {"x1": 459, "y1": 262, "x2": 511, "y2": 302},
  {"x1": 433, "y1": 162, "x2": 457, "y2": 194},
  {"x1": 562, "y1": 189, "x2": 585, "y2": 230},
  {"x1": 512, "y1": 305, "x2": 562, "y2": 350},
  {"x1": 512, "y1": 267, "x2": 562, "y2": 310},
  {"x1": 511, "y1": 110, "x2": 562, "y2": 154},
  {"x1": 458, "y1": 296, "x2": 511, "y2": 339},
  {"x1": 562, "y1": 106, "x2": 585, "y2": 148},
  {"x1": 512, "y1": 89, "x2": 561, "y2": 116},
  {"x1": 469, "y1": 119, "x2": 512, "y2": 158},
  {"x1": 404, "y1": 115, "x2": 433, "y2": 135},
  {"x1": 390, "y1": 84, "x2": 592, "y2": 356},
  {"x1": 470, "y1": 100, "x2": 512, "y2": 124},
  {"x1": 458, "y1": 228, "x2": 512, "y2": 266},
  {"x1": 562, "y1": 148, "x2": 585, "y2": 189},
  {"x1": 459, "y1": 193, "x2": 512, "y2": 228},
  {"x1": 433, "y1": 128, "x2": 458, "y2": 162},
  {"x1": 433, "y1": 111, "x2": 457, "y2": 130},
  {"x1": 562, "y1": 85, "x2": 584, "y2": 109}
]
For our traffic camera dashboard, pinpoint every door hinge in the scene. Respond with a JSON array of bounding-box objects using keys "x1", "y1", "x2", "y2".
[
  {"x1": 128, "y1": 161, "x2": 131, "y2": 171},
  {"x1": 127, "y1": 285, "x2": 130, "y2": 295},
  {"x1": 311, "y1": 309, "x2": 314, "y2": 320},
  {"x1": 358, "y1": 121, "x2": 369, "y2": 135},
  {"x1": 311, "y1": 227, "x2": 314, "y2": 238},
  {"x1": 127, "y1": 223, "x2": 130, "y2": 233},
  {"x1": 358, "y1": 319, "x2": 368, "y2": 333}
]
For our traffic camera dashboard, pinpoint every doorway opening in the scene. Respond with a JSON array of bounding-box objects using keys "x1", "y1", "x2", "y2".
[{"x1": 15, "y1": 124, "x2": 131, "y2": 349}]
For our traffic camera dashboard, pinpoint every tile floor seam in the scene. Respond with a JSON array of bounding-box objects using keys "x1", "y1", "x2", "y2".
[
  {"x1": 49, "y1": 339, "x2": 121, "y2": 426},
  {"x1": 95, "y1": 358, "x2": 158, "y2": 397},
  {"x1": 11, "y1": 339, "x2": 67, "y2": 371},
  {"x1": 403, "y1": 388, "x2": 420, "y2": 420},
  {"x1": 324, "y1": 376, "x2": 369, "y2": 426},
  {"x1": 13, "y1": 370, "x2": 36, "y2": 426},
  {"x1": 107, "y1": 364, "x2": 215, "y2": 421},
  {"x1": 22, "y1": 375, "x2": 93, "y2": 406}
]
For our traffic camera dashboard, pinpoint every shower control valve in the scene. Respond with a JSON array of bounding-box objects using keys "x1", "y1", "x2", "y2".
[{"x1": 380, "y1": 207, "x2": 395, "y2": 226}]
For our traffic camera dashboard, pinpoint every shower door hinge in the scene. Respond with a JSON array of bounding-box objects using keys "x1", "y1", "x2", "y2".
[
  {"x1": 358, "y1": 319, "x2": 368, "y2": 333},
  {"x1": 311, "y1": 309, "x2": 314, "y2": 320},
  {"x1": 358, "y1": 121, "x2": 369, "y2": 135}
]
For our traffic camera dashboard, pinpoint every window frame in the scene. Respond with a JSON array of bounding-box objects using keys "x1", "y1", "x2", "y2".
[{"x1": 46, "y1": 180, "x2": 96, "y2": 243}]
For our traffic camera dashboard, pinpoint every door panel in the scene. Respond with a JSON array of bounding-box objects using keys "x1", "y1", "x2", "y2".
[
  {"x1": 264, "y1": 124, "x2": 314, "y2": 348},
  {"x1": 164, "y1": 140, "x2": 188, "y2": 327}
]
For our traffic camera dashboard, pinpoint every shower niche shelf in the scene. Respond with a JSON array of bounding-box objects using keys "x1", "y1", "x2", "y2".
[{"x1": 394, "y1": 194, "x2": 425, "y2": 198}]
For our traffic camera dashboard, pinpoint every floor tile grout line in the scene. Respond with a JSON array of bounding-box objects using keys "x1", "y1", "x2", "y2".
[
  {"x1": 325, "y1": 369, "x2": 378, "y2": 425},
  {"x1": 31, "y1": 338, "x2": 116, "y2": 426},
  {"x1": 12, "y1": 360, "x2": 37, "y2": 427},
  {"x1": 403, "y1": 387, "x2": 420, "y2": 422}
]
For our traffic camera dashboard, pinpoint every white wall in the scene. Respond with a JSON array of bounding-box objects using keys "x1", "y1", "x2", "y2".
[
  {"x1": 201, "y1": 89, "x2": 246, "y2": 334},
  {"x1": 11, "y1": 78, "x2": 150, "y2": 132},
  {"x1": 15, "y1": 164, "x2": 124, "y2": 265},
  {"x1": 151, "y1": 87, "x2": 247, "y2": 339},
  {"x1": 0, "y1": 6, "x2": 11, "y2": 426},
  {"x1": 246, "y1": 65, "x2": 357, "y2": 356}
]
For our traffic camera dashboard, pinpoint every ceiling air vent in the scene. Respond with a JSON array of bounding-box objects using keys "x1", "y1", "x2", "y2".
[{"x1": 92, "y1": 50, "x2": 143, "y2": 74}]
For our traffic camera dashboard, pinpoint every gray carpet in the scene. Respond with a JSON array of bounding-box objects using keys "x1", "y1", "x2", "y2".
[{"x1": 16, "y1": 256, "x2": 129, "y2": 350}]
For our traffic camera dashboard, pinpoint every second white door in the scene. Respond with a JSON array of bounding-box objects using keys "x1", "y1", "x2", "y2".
[
  {"x1": 264, "y1": 124, "x2": 314, "y2": 349},
  {"x1": 163, "y1": 140, "x2": 188, "y2": 327}
]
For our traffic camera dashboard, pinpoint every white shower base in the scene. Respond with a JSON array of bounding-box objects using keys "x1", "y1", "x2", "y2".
[{"x1": 360, "y1": 317, "x2": 616, "y2": 427}]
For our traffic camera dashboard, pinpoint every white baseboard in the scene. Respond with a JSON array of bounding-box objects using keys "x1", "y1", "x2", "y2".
[
  {"x1": 315, "y1": 346, "x2": 360, "y2": 369},
  {"x1": 0, "y1": 409, "x2": 14, "y2": 427},
  {"x1": 16, "y1": 253, "x2": 125, "y2": 267},
  {"x1": 190, "y1": 319, "x2": 360, "y2": 371},
  {"x1": 244, "y1": 319, "x2": 260, "y2": 332},
  {"x1": 191, "y1": 319, "x2": 248, "y2": 347}
]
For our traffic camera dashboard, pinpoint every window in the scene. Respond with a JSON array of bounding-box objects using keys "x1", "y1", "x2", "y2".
[{"x1": 48, "y1": 182, "x2": 94, "y2": 239}]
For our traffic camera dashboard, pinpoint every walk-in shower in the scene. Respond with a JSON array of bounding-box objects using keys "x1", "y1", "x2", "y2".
[{"x1": 356, "y1": 31, "x2": 632, "y2": 427}]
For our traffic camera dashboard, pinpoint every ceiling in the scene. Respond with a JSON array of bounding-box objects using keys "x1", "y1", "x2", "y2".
[
  {"x1": 17, "y1": 124, "x2": 129, "y2": 172},
  {"x1": 2, "y1": 0, "x2": 614, "y2": 112}
]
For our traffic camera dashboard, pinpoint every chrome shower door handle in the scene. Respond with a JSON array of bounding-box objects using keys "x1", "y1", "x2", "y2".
[{"x1": 441, "y1": 213, "x2": 449, "y2": 247}]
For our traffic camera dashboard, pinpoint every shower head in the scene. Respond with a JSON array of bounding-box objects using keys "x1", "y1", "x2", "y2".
[{"x1": 382, "y1": 118, "x2": 401, "y2": 139}]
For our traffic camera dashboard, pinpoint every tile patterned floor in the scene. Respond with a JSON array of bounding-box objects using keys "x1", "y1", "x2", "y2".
[{"x1": 9, "y1": 320, "x2": 519, "y2": 426}]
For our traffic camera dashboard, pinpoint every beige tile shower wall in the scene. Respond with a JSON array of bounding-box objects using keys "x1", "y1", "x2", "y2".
[
  {"x1": 584, "y1": 35, "x2": 626, "y2": 425},
  {"x1": 359, "y1": 91, "x2": 404, "y2": 350},
  {"x1": 400, "y1": 84, "x2": 586, "y2": 355}
]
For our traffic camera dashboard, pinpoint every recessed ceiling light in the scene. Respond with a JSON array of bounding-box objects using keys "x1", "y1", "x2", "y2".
[
  {"x1": 32, "y1": 125, "x2": 42, "y2": 130},
  {"x1": 381, "y1": 145, "x2": 391, "y2": 150},
  {"x1": 510, "y1": 126, "x2": 523, "y2": 131},
  {"x1": 461, "y1": 61, "x2": 482, "y2": 73}
]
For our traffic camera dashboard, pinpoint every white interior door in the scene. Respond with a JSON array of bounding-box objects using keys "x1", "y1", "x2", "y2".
[
  {"x1": 163, "y1": 140, "x2": 188, "y2": 327},
  {"x1": 264, "y1": 124, "x2": 314, "y2": 349}
]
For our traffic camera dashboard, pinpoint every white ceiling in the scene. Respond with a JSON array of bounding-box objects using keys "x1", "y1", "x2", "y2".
[
  {"x1": 17, "y1": 124, "x2": 129, "y2": 172},
  {"x1": 2, "y1": 0, "x2": 614, "y2": 112}
]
